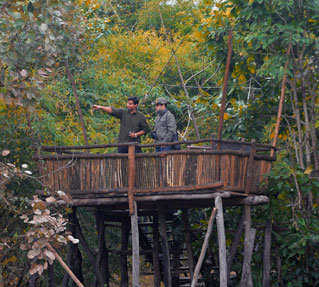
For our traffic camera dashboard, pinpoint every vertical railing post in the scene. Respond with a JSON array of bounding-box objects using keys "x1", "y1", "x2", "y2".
[
  {"x1": 128, "y1": 143, "x2": 136, "y2": 215},
  {"x1": 245, "y1": 140, "x2": 256, "y2": 195}
]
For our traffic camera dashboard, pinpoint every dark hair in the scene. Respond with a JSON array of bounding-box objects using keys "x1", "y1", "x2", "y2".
[{"x1": 128, "y1": 96, "x2": 139, "y2": 105}]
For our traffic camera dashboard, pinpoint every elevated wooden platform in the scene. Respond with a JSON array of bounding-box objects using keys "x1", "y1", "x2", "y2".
[
  {"x1": 33, "y1": 139, "x2": 276, "y2": 287},
  {"x1": 34, "y1": 139, "x2": 275, "y2": 210}
]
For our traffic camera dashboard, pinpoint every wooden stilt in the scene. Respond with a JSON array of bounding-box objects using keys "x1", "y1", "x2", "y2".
[
  {"x1": 63, "y1": 209, "x2": 83, "y2": 287},
  {"x1": 120, "y1": 220, "x2": 130, "y2": 287},
  {"x1": 191, "y1": 207, "x2": 217, "y2": 287},
  {"x1": 182, "y1": 209, "x2": 195, "y2": 281},
  {"x1": 28, "y1": 272, "x2": 38, "y2": 287},
  {"x1": 262, "y1": 220, "x2": 272, "y2": 287},
  {"x1": 158, "y1": 207, "x2": 172, "y2": 287},
  {"x1": 152, "y1": 215, "x2": 161, "y2": 287},
  {"x1": 96, "y1": 211, "x2": 109, "y2": 286},
  {"x1": 131, "y1": 201, "x2": 140, "y2": 287},
  {"x1": 48, "y1": 263, "x2": 56, "y2": 287},
  {"x1": 240, "y1": 205, "x2": 256, "y2": 287},
  {"x1": 172, "y1": 242, "x2": 181, "y2": 286},
  {"x1": 74, "y1": 213, "x2": 105, "y2": 286},
  {"x1": 215, "y1": 196, "x2": 227, "y2": 287},
  {"x1": 227, "y1": 213, "x2": 244, "y2": 280}
]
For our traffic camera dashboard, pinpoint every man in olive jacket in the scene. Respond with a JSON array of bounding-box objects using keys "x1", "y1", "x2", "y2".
[
  {"x1": 154, "y1": 97, "x2": 177, "y2": 152},
  {"x1": 92, "y1": 96, "x2": 149, "y2": 153}
]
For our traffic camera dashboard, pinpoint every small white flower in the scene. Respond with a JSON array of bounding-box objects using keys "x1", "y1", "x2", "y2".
[
  {"x1": 22, "y1": 164, "x2": 28, "y2": 169},
  {"x1": 24, "y1": 170, "x2": 32, "y2": 175},
  {"x1": 68, "y1": 235, "x2": 79, "y2": 244},
  {"x1": 57, "y1": 190, "x2": 65, "y2": 197}
]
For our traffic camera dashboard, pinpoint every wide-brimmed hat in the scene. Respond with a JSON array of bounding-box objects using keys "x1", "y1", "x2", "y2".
[{"x1": 155, "y1": 98, "x2": 169, "y2": 105}]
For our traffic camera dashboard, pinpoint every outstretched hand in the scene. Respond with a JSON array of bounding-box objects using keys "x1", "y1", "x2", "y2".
[{"x1": 92, "y1": 105, "x2": 100, "y2": 110}]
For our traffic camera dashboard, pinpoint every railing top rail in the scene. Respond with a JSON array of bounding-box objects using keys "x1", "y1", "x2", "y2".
[
  {"x1": 33, "y1": 149, "x2": 276, "y2": 161},
  {"x1": 39, "y1": 138, "x2": 276, "y2": 152}
]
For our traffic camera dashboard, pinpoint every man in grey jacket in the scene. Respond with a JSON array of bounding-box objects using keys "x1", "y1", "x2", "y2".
[{"x1": 153, "y1": 97, "x2": 177, "y2": 152}]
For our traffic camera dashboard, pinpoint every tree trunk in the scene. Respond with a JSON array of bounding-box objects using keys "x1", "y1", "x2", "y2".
[
  {"x1": 302, "y1": 94, "x2": 311, "y2": 166},
  {"x1": 65, "y1": 61, "x2": 89, "y2": 145},
  {"x1": 217, "y1": 30, "x2": 233, "y2": 148},
  {"x1": 308, "y1": 74, "x2": 319, "y2": 175},
  {"x1": 158, "y1": 8, "x2": 200, "y2": 139},
  {"x1": 271, "y1": 43, "x2": 291, "y2": 156}
]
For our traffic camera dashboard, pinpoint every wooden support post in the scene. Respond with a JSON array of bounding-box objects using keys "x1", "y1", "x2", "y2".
[
  {"x1": 74, "y1": 213, "x2": 105, "y2": 287},
  {"x1": 240, "y1": 205, "x2": 256, "y2": 287},
  {"x1": 215, "y1": 196, "x2": 227, "y2": 287},
  {"x1": 152, "y1": 215, "x2": 161, "y2": 287},
  {"x1": 128, "y1": 144, "x2": 136, "y2": 215},
  {"x1": 262, "y1": 220, "x2": 272, "y2": 287},
  {"x1": 182, "y1": 209, "x2": 195, "y2": 281},
  {"x1": 48, "y1": 263, "x2": 56, "y2": 287},
  {"x1": 63, "y1": 209, "x2": 83, "y2": 287},
  {"x1": 172, "y1": 242, "x2": 181, "y2": 286},
  {"x1": 245, "y1": 140, "x2": 256, "y2": 195},
  {"x1": 191, "y1": 208, "x2": 217, "y2": 287},
  {"x1": 158, "y1": 207, "x2": 172, "y2": 287},
  {"x1": 96, "y1": 211, "x2": 109, "y2": 286},
  {"x1": 227, "y1": 213, "x2": 244, "y2": 280},
  {"x1": 131, "y1": 201, "x2": 140, "y2": 287},
  {"x1": 120, "y1": 220, "x2": 130, "y2": 287}
]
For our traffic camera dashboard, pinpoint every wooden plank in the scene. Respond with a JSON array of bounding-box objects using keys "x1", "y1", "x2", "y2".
[
  {"x1": 40, "y1": 138, "x2": 276, "y2": 151},
  {"x1": 35, "y1": 149, "x2": 276, "y2": 161},
  {"x1": 159, "y1": 207, "x2": 172, "y2": 287},
  {"x1": 52, "y1": 192, "x2": 232, "y2": 207}
]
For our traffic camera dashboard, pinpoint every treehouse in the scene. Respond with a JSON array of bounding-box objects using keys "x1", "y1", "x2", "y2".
[{"x1": 34, "y1": 138, "x2": 276, "y2": 287}]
